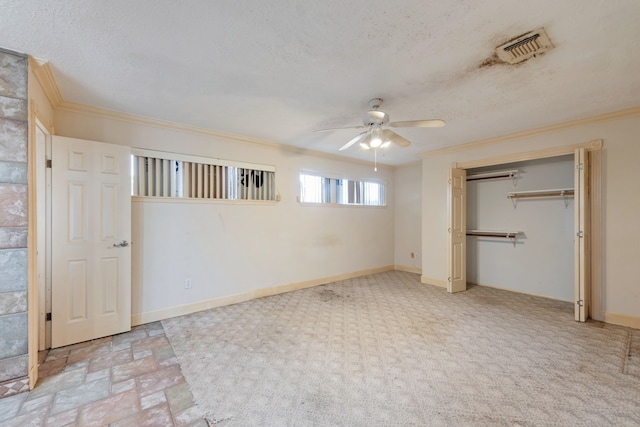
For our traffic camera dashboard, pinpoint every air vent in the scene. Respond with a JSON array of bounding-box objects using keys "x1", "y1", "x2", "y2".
[{"x1": 496, "y1": 28, "x2": 554, "y2": 64}]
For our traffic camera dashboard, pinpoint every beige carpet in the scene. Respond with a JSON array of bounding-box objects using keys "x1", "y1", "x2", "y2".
[{"x1": 162, "y1": 271, "x2": 640, "y2": 426}]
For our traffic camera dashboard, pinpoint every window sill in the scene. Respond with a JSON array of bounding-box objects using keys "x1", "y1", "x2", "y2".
[
  {"x1": 298, "y1": 202, "x2": 387, "y2": 209},
  {"x1": 132, "y1": 196, "x2": 278, "y2": 206}
]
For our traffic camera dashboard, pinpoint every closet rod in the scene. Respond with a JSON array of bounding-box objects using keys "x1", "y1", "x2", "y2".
[
  {"x1": 507, "y1": 188, "x2": 574, "y2": 199},
  {"x1": 466, "y1": 230, "x2": 519, "y2": 239},
  {"x1": 466, "y1": 169, "x2": 519, "y2": 182}
]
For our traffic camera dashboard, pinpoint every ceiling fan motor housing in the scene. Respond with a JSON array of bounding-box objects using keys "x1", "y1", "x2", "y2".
[{"x1": 363, "y1": 110, "x2": 389, "y2": 126}]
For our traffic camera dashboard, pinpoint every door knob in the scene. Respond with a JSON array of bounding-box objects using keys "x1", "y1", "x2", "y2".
[{"x1": 112, "y1": 240, "x2": 129, "y2": 248}]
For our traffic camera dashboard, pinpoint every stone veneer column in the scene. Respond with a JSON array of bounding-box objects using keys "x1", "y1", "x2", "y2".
[{"x1": 0, "y1": 47, "x2": 29, "y2": 397}]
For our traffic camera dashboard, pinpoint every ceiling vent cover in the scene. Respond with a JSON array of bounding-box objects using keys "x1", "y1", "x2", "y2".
[{"x1": 496, "y1": 28, "x2": 554, "y2": 64}]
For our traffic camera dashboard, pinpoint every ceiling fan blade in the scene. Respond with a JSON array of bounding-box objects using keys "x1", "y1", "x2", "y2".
[
  {"x1": 314, "y1": 125, "x2": 366, "y2": 132},
  {"x1": 339, "y1": 131, "x2": 368, "y2": 151},
  {"x1": 383, "y1": 129, "x2": 411, "y2": 148},
  {"x1": 389, "y1": 119, "x2": 446, "y2": 128}
]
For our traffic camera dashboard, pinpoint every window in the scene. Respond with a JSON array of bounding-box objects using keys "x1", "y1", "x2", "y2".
[
  {"x1": 299, "y1": 171, "x2": 386, "y2": 206},
  {"x1": 299, "y1": 173, "x2": 331, "y2": 203},
  {"x1": 132, "y1": 149, "x2": 276, "y2": 201},
  {"x1": 336, "y1": 179, "x2": 386, "y2": 206}
]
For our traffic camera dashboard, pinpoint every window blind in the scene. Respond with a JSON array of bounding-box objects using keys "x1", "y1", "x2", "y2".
[{"x1": 132, "y1": 149, "x2": 276, "y2": 201}]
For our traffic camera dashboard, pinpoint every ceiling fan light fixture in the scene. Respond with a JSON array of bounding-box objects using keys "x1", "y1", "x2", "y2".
[
  {"x1": 359, "y1": 142, "x2": 370, "y2": 150},
  {"x1": 368, "y1": 126, "x2": 386, "y2": 148}
]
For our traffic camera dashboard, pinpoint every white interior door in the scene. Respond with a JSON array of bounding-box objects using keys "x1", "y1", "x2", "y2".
[
  {"x1": 448, "y1": 167, "x2": 467, "y2": 293},
  {"x1": 574, "y1": 148, "x2": 590, "y2": 322},
  {"x1": 52, "y1": 136, "x2": 131, "y2": 348}
]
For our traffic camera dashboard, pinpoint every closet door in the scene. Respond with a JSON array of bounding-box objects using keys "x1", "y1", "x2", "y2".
[
  {"x1": 448, "y1": 168, "x2": 467, "y2": 293},
  {"x1": 574, "y1": 148, "x2": 589, "y2": 321}
]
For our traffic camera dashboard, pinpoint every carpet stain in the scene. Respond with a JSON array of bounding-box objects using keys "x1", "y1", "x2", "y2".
[{"x1": 316, "y1": 288, "x2": 346, "y2": 302}]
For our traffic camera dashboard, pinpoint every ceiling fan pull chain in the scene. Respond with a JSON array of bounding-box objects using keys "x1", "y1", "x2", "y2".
[{"x1": 374, "y1": 149, "x2": 378, "y2": 172}]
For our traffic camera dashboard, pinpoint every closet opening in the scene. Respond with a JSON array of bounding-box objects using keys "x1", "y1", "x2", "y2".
[
  {"x1": 447, "y1": 141, "x2": 602, "y2": 322},
  {"x1": 466, "y1": 155, "x2": 574, "y2": 302}
]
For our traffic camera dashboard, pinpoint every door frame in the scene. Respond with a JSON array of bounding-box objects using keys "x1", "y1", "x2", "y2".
[
  {"x1": 450, "y1": 139, "x2": 603, "y2": 321},
  {"x1": 34, "y1": 118, "x2": 52, "y2": 351},
  {"x1": 27, "y1": 107, "x2": 53, "y2": 389}
]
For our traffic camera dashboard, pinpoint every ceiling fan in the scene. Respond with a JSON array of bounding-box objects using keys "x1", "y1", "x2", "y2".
[{"x1": 317, "y1": 98, "x2": 446, "y2": 152}]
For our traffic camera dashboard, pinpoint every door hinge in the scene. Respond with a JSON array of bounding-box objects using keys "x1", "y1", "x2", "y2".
[
  {"x1": 46, "y1": 312, "x2": 52, "y2": 321},
  {"x1": 46, "y1": 159, "x2": 52, "y2": 168},
  {"x1": 576, "y1": 163, "x2": 583, "y2": 170},
  {"x1": 577, "y1": 231, "x2": 584, "y2": 238},
  {"x1": 576, "y1": 300, "x2": 584, "y2": 307}
]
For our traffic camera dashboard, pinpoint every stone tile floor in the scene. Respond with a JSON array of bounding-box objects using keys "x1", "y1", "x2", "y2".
[{"x1": 0, "y1": 322, "x2": 208, "y2": 427}]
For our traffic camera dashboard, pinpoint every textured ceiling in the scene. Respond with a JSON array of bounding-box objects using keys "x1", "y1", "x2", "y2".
[{"x1": 2, "y1": 1, "x2": 640, "y2": 165}]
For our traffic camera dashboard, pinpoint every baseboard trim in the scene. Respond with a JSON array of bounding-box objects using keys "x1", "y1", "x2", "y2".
[
  {"x1": 420, "y1": 275, "x2": 447, "y2": 288},
  {"x1": 603, "y1": 312, "x2": 640, "y2": 330},
  {"x1": 131, "y1": 270, "x2": 640, "y2": 330},
  {"x1": 394, "y1": 265, "x2": 421, "y2": 274},
  {"x1": 467, "y1": 281, "x2": 573, "y2": 303},
  {"x1": 131, "y1": 265, "x2": 395, "y2": 326}
]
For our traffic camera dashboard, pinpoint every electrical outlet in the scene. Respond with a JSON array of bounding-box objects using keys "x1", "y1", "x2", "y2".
[
  {"x1": 184, "y1": 278, "x2": 192, "y2": 289},
  {"x1": 410, "y1": 252, "x2": 415, "y2": 259}
]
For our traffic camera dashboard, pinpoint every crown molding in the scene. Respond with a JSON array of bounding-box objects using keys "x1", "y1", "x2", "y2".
[
  {"x1": 28, "y1": 57, "x2": 64, "y2": 108},
  {"x1": 420, "y1": 106, "x2": 640, "y2": 159},
  {"x1": 27, "y1": 57, "x2": 640, "y2": 170},
  {"x1": 57, "y1": 98, "x2": 389, "y2": 169},
  {"x1": 27, "y1": 57, "x2": 391, "y2": 171}
]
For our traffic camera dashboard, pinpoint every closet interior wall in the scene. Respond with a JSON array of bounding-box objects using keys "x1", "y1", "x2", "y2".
[{"x1": 466, "y1": 155, "x2": 574, "y2": 301}]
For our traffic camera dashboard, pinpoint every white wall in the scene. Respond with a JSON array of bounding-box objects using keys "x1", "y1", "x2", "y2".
[
  {"x1": 422, "y1": 114, "x2": 640, "y2": 325},
  {"x1": 394, "y1": 162, "x2": 422, "y2": 272},
  {"x1": 53, "y1": 110, "x2": 394, "y2": 321},
  {"x1": 466, "y1": 157, "x2": 574, "y2": 301}
]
